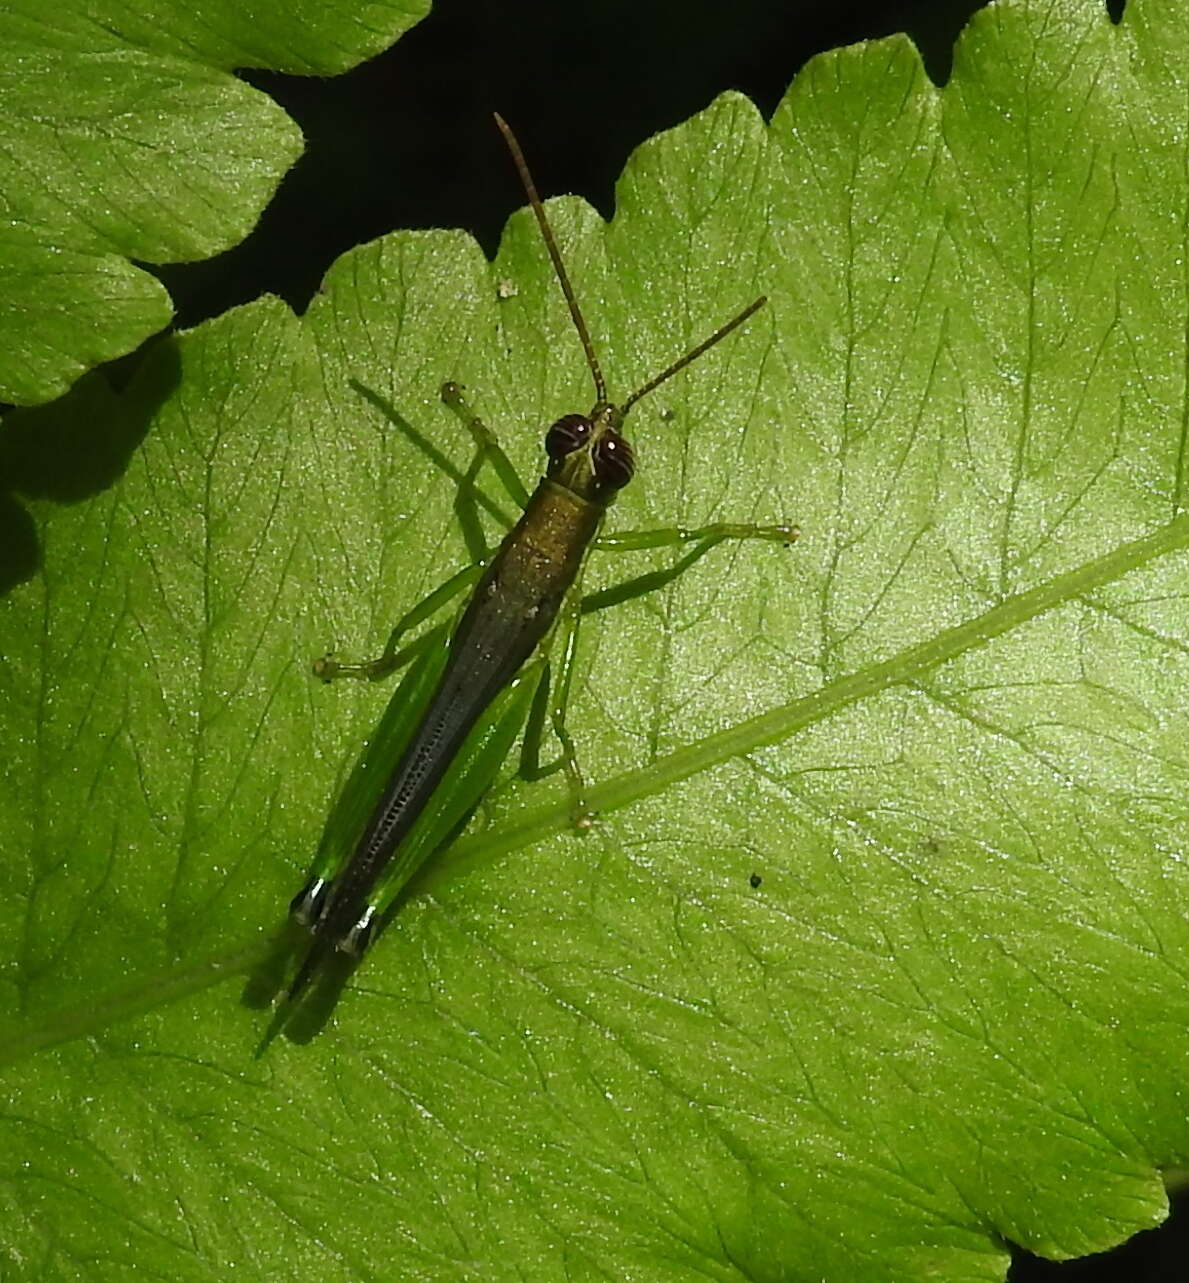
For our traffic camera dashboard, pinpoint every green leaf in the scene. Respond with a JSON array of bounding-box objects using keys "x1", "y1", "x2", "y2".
[
  {"x1": 0, "y1": 0, "x2": 428, "y2": 406},
  {"x1": 2, "y1": 1, "x2": 1188, "y2": 1278}
]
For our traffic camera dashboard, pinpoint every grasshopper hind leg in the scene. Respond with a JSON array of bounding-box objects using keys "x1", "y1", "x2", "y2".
[
  {"x1": 282, "y1": 895, "x2": 381, "y2": 1012},
  {"x1": 337, "y1": 905, "x2": 380, "y2": 958},
  {"x1": 291, "y1": 875, "x2": 381, "y2": 957},
  {"x1": 288, "y1": 875, "x2": 332, "y2": 927}
]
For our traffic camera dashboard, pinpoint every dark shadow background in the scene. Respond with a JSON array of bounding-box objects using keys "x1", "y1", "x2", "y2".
[
  {"x1": 156, "y1": 0, "x2": 991, "y2": 326},
  {"x1": 30, "y1": 0, "x2": 1189, "y2": 1273}
]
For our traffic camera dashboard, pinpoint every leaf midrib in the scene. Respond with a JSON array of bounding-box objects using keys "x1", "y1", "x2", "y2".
[{"x1": 10, "y1": 512, "x2": 1186, "y2": 1060}]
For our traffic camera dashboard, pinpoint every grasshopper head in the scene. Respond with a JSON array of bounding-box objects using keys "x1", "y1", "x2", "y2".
[{"x1": 543, "y1": 401, "x2": 635, "y2": 505}]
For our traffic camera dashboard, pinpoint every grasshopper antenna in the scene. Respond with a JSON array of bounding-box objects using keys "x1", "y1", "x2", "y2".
[
  {"x1": 494, "y1": 112, "x2": 608, "y2": 405},
  {"x1": 622, "y1": 296, "x2": 767, "y2": 417}
]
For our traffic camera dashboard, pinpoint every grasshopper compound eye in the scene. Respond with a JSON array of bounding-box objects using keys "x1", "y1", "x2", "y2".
[
  {"x1": 545, "y1": 413, "x2": 592, "y2": 459},
  {"x1": 592, "y1": 432, "x2": 634, "y2": 489}
]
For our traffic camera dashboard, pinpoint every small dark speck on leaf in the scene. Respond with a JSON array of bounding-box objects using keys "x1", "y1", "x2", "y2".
[{"x1": 749, "y1": 872, "x2": 762, "y2": 889}]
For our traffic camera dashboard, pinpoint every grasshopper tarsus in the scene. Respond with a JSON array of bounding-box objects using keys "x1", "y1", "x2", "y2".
[
  {"x1": 314, "y1": 652, "x2": 398, "y2": 684},
  {"x1": 312, "y1": 654, "x2": 338, "y2": 682},
  {"x1": 313, "y1": 654, "x2": 363, "y2": 683}
]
